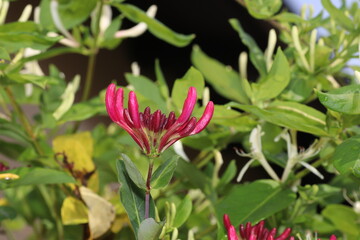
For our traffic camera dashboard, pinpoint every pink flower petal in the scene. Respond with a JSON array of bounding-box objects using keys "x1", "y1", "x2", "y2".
[
  {"x1": 228, "y1": 225, "x2": 239, "y2": 240},
  {"x1": 190, "y1": 101, "x2": 214, "y2": 135},
  {"x1": 128, "y1": 91, "x2": 141, "y2": 128},
  {"x1": 176, "y1": 87, "x2": 197, "y2": 124},
  {"x1": 105, "y1": 83, "x2": 118, "y2": 122}
]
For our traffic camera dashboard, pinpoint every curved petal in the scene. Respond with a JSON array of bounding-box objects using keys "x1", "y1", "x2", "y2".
[
  {"x1": 190, "y1": 101, "x2": 214, "y2": 135},
  {"x1": 223, "y1": 214, "x2": 232, "y2": 230},
  {"x1": 176, "y1": 87, "x2": 197, "y2": 124},
  {"x1": 105, "y1": 83, "x2": 118, "y2": 122},
  {"x1": 114, "y1": 87, "x2": 125, "y2": 122},
  {"x1": 227, "y1": 225, "x2": 239, "y2": 240},
  {"x1": 128, "y1": 91, "x2": 141, "y2": 128}
]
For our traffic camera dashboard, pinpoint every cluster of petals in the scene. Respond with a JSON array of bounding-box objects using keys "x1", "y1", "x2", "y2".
[
  {"x1": 105, "y1": 84, "x2": 214, "y2": 157},
  {"x1": 223, "y1": 214, "x2": 337, "y2": 240}
]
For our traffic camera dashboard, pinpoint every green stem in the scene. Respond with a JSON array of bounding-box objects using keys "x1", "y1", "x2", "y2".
[
  {"x1": 145, "y1": 159, "x2": 154, "y2": 219},
  {"x1": 4, "y1": 86, "x2": 44, "y2": 156}
]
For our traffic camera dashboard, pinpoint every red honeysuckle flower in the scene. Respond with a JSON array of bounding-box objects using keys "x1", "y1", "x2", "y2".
[
  {"x1": 223, "y1": 215, "x2": 337, "y2": 240},
  {"x1": 223, "y1": 214, "x2": 293, "y2": 240},
  {"x1": 106, "y1": 84, "x2": 214, "y2": 157}
]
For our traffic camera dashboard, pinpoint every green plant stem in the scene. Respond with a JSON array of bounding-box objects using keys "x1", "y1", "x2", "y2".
[
  {"x1": 38, "y1": 185, "x2": 64, "y2": 240},
  {"x1": 4, "y1": 86, "x2": 44, "y2": 156},
  {"x1": 145, "y1": 158, "x2": 154, "y2": 219}
]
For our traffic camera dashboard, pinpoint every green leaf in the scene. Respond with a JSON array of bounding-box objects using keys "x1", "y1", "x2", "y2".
[
  {"x1": 0, "y1": 206, "x2": 17, "y2": 221},
  {"x1": 244, "y1": 0, "x2": 282, "y2": 19},
  {"x1": 173, "y1": 195, "x2": 192, "y2": 228},
  {"x1": 230, "y1": 101, "x2": 328, "y2": 136},
  {"x1": 0, "y1": 22, "x2": 61, "y2": 53},
  {"x1": 0, "y1": 139, "x2": 26, "y2": 159},
  {"x1": 116, "y1": 159, "x2": 155, "y2": 237},
  {"x1": 58, "y1": 97, "x2": 106, "y2": 124},
  {"x1": 229, "y1": 19, "x2": 267, "y2": 76},
  {"x1": 0, "y1": 167, "x2": 76, "y2": 190},
  {"x1": 40, "y1": 0, "x2": 98, "y2": 30},
  {"x1": 210, "y1": 105, "x2": 257, "y2": 132},
  {"x1": 216, "y1": 180, "x2": 296, "y2": 225},
  {"x1": 317, "y1": 85, "x2": 360, "y2": 115},
  {"x1": 137, "y1": 218, "x2": 164, "y2": 240},
  {"x1": 113, "y1": 3, "x2": 194, "y2": 47},
  {"x1": 0, "y1": 47, "x2": 10, "y2": 61},
  {"x1": 3, "y1": 73, "x2": 59, "y2": 88},
  {"x1": 121, "y1": 153, "x2": 146, "y2": 190},
  {"x1": 171, "y1": 67, "x2": 204, "y2": 110},
  {"x1": 321, "y1": 0, "x2": 354, "y2": 31},
  {"x1": 322, "y1": 204, "x2": 360, "y2": 236},
  {"x1": 125, "y1": 73, "x2": 166, "y2": 112},
  {"x1": 217, "y1": 160, "x2": 237, "y2": 191},
  {"x1": 151, "y1": 156, "x2": 178, "y2": 189},
  {"x1": 101, "y1": 16, "x2": 123, "y2": 49},
  {"x1": 155, "y1": 59, "x2": 169, "y2": 100},
  {"x1": 191, "y1": 45, "x2": 249, "y2": 103},
  {"x1": 0, "y1": 119, "x2": 30, "y2": 144},
  {"x1": 252, "y1": 48, "x2": 290, "y2": 101},
  {"x1": 332, "y1": 135, "x2": 360, "y2": 177}
]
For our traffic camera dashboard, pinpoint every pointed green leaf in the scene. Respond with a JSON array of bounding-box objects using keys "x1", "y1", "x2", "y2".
[
  {"x1": 317, "y1": 85, "x2": 360, "y2": 115},
  {"x1": 244, "y1": 0, "x2": 282, "y2": 19},
  {"x1": 116, "y1": 159, "x2": 155, "y2": 237},
  {"x1": 151, "y1": 156, "x2": 178, "y2": 189},
  {"x1": 121, "y1": 153, "x2": 146, "y2": 190},
  {"x1": 229, "y1": 19, "x2": 267, "y2": 76},
  {"x1": 332, "y1": 135, "x2": 360, "y2": 177},
  {"x1": 191, "y1": 45, "x2": 249, "y2": 103},
  {"x1": 155, "y1": 59, "x2": 169, "y2": 100},
  {"x1": 173, "y1": 195, "x2": 192, "y2": 228},
  {"x1": 253, "y1": 48, "x2": 290, "y2": 101},
  {"x1": 216, "y1": 180, "x2": 296, "y2": 226},
  {"x1": 138, "y1": 218, "x2": 164, "y2": 240},
  {"x1": 113, "y1": 3, "x2": 194, "y2": 47}
]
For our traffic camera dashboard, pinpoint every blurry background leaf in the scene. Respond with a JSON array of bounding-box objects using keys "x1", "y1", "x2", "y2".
[
  {"x1": 113, "y1": 3, "x2": 195, "y2": 47},
  {"x1": 332, "y1": 135, "x2": 360, "y2": 177},
  {"x1": 244, "y1": 0, "x2": 282, "y2": 19}
]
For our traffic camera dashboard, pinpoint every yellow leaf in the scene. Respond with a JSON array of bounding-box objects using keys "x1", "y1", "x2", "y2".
[
  {"x1": 80, "y1": 186, "x2": 115, "y2": 239},
  {"x1": 53, "y1": 132, "x2": 95, "y2": 172},
  {"x1": 61, "y1": 196, "x2": 88, "y2": 225},
  {"x1": 0, "y1": 173, "x2": 19, "y2": 180}
]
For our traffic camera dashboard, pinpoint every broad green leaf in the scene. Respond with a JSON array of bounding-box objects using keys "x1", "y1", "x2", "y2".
[
  {"x1": 191, "y1": 45, "x2": 249, "y2": 103},
  {"x1": 317, "y1": 85, "x2": 360, "y2": 115},
  {"x1": 322, "y1": 204, "x2": 360, "y2": 236},
  {"x1": 171, "y1": 67, "x2": 204, "y2": 110},
  {"x1": 125, "y1": 73, "x2": 166, "y2": 112},
  {"x1": 138, "y1": 218, "x2": 164, "y2": 240},
  {"x1": 53, "y1": 75, "x2": 80, "y2": 120},
  {"x1": 0, "y1": 167, "x2": 76, "y2": 190},
  {"x1": 58, "y1": 97, "x2": 106, "y2": 124},
  {"x1": 40, "y1": 0, "x2": 98, "y2": 30},
  {"x1": 210, "y1": 105, "x2": 256, "y2": 132},
  {"x1": 0, "y1": 22, "x2": 61, "y2": 53},
  {"x1": 229, "y1": 19, "x2": 267, "y2": 76},
  {"x1": 173, "y1": 195, "x2": 192, "y2": 228},
  {"x1": 121, "y1": 153, "x2": 146, "y2": 190},
  {"x1": 53, "y1": 132, "x2": 95, "y2": 172},
  {"x1": 0, "y1": 119, "x2": 30, "y2": 144},
  {"x1": 80, "y1": 187, "x2": 116, "y2": 239},
  {"x1": 252, "y1": 48, "x2": 290, "y2": 101},
  {"x1": 244, "y1": 0, "x2": 282, "y2": 19},
  {"x1": 3, "y1": 73, "x2": 58, "y2": 89},
  {"x1": 101, "y1": 16, "x2": 123, "y2": 49},
  {"x1": 332, "y1": 135, "x2": 360, "y2": 177},
  {"x1": 0, "y1": 206, "x2": 17, "y2": 221},
  {"x1": 116, "y1": 159, "x2": 155, "y2": 237},
  {"x1": 0, "y1": 139, "x2": 26, "y2": 159},
  {"x1": 0, "y1": 47, "x2": 10, "y2": 61},
  {"x1": 230, "y1": 101, "x2": 328, "y2": 136},
  {"x1": 151, "y1": 156, "x2": 178, "y2": 189},
  {"x1": 113, "y1": 3, "x2": 194, "y2": 47},
  {"x1": 61, "y1": 196, "x2": 88, "y2": 225},
  {"x1": 155, "y1": 59, "x2": 169, "y2": 100},
  {"x1": 216, "y1": 180, "x2": 296, "y2": 225},
  {"x1": 321, "y1": 0, "x2": 354, "y2": 31}
]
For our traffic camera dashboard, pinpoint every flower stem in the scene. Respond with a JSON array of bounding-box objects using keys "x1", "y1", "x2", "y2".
[
  {"x1": 145, "y1": 159, "x2": 154, "y2": 219},
  {"x1": 4, "y1": 86, "x2": 44, "y2": 156}
]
